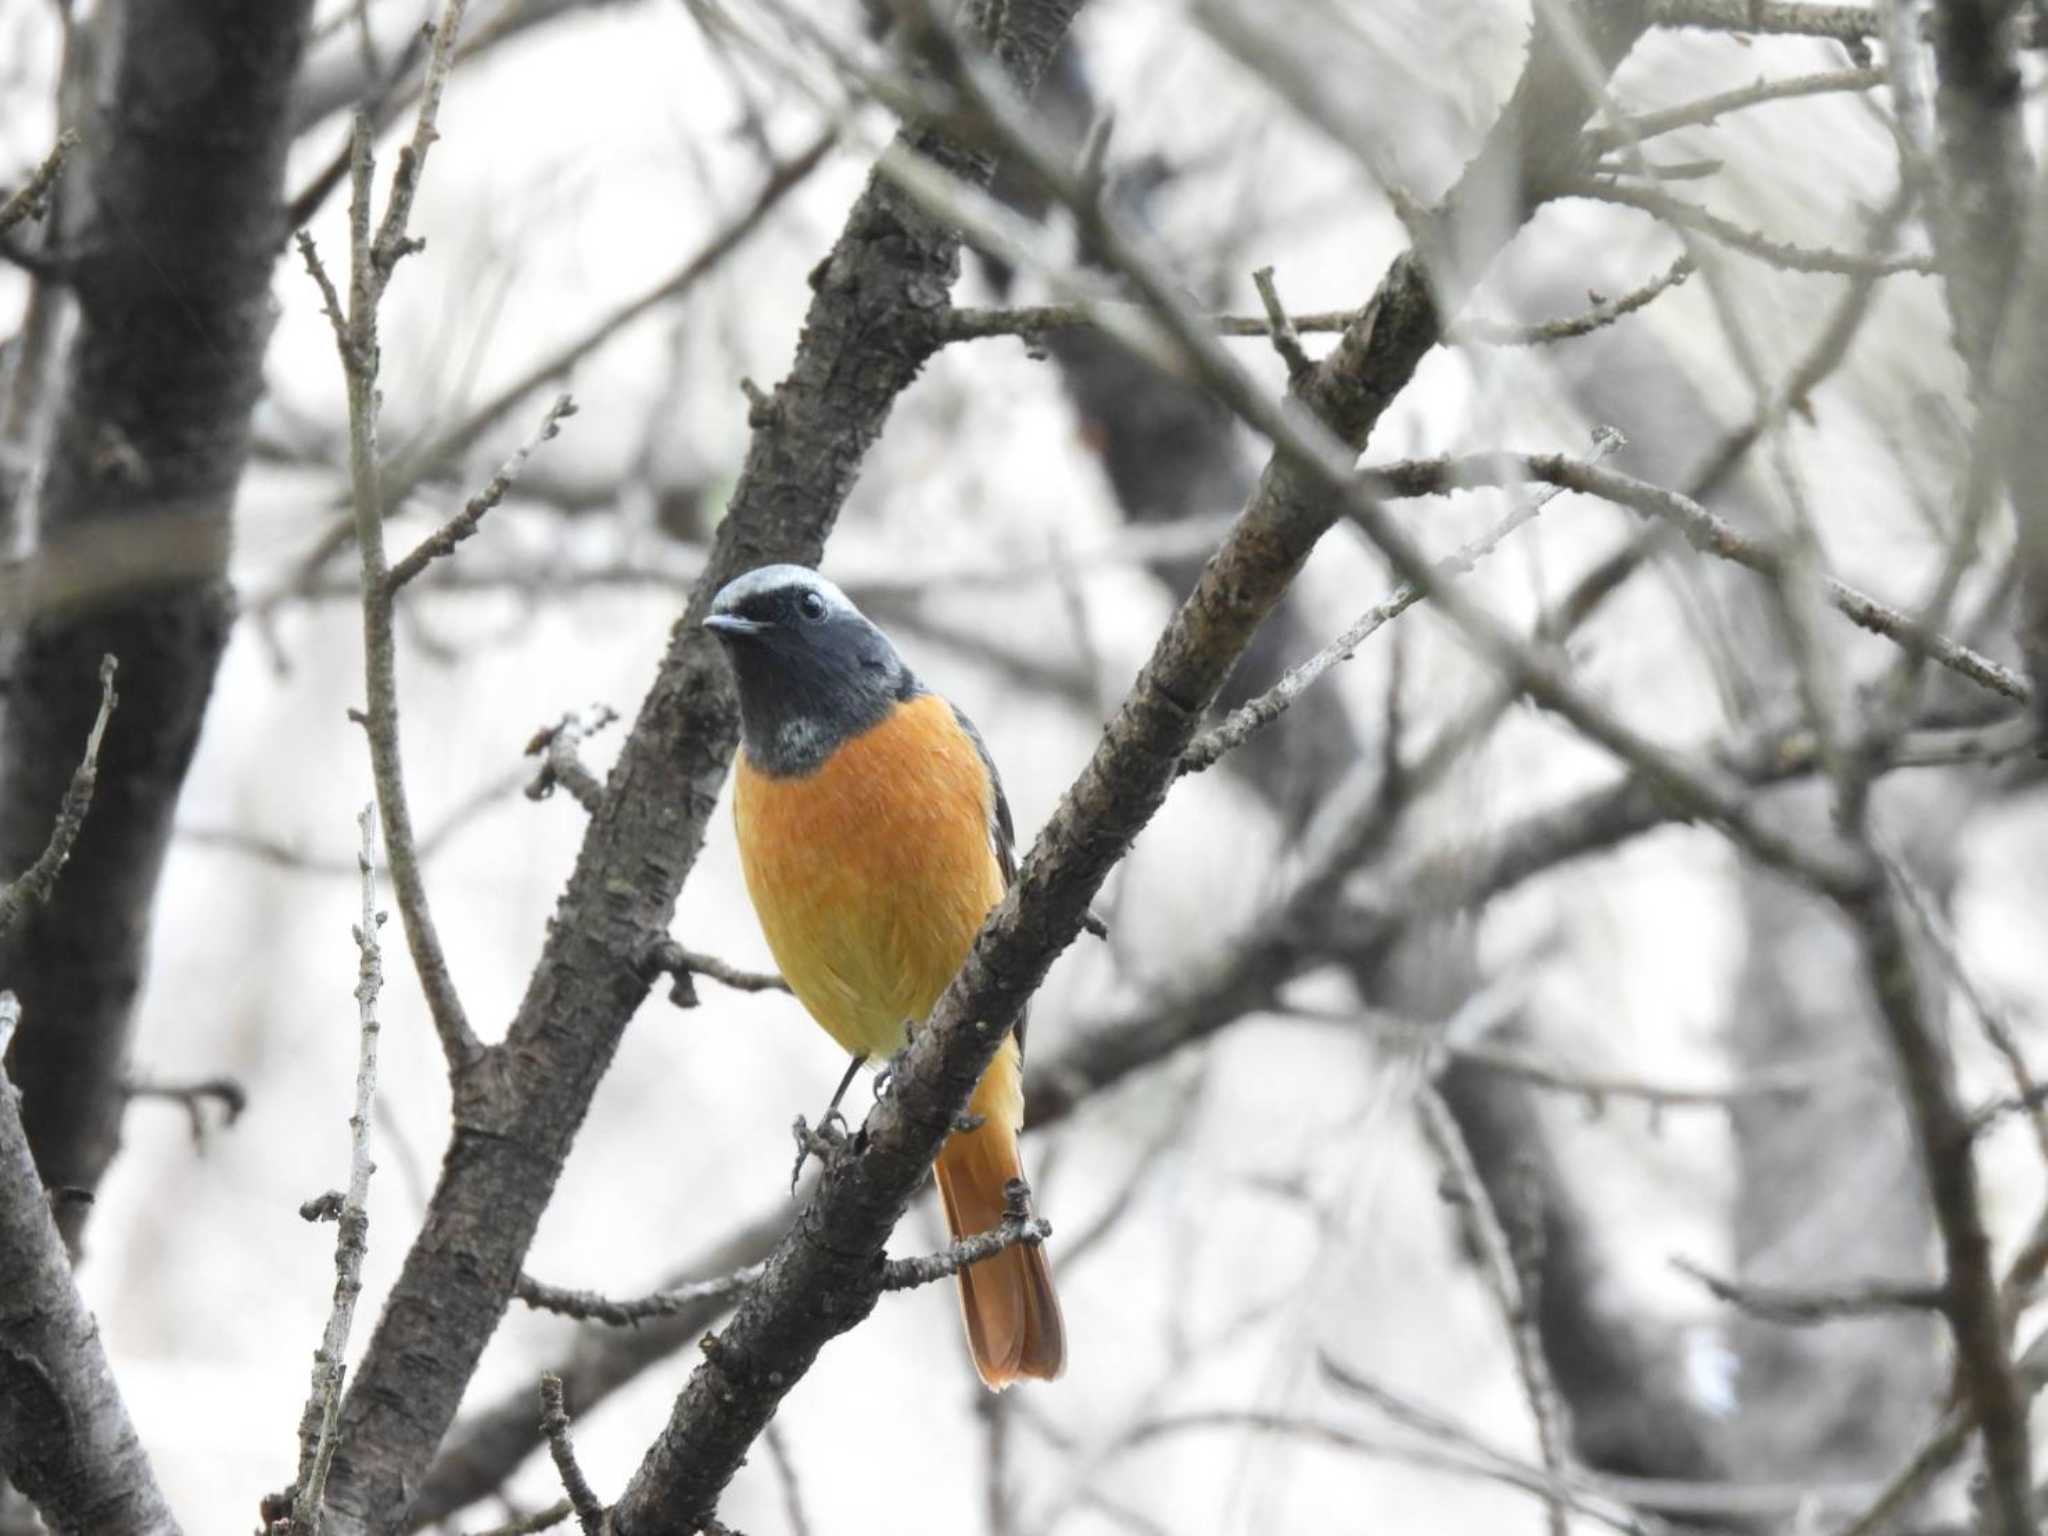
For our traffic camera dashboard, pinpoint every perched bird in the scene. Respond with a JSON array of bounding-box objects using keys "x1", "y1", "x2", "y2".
[{"x1": 705, "y1": 563, "x2": 1066, "y2": 1389}]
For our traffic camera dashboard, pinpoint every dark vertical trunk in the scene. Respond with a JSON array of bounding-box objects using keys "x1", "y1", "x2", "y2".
[{"x1": 0, "y1": 0, "x2": 317, "y2": 1254}]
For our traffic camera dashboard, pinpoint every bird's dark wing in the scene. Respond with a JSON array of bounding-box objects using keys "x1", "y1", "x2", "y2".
[
  {"x1": 949, "y1": 699, "x2": 1029, "y2": 1055},
  {"x1": 950, "y1": 700, "x2": 1018, "y2": 888}
]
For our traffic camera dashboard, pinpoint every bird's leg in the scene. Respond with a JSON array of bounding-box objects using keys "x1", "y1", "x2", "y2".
[
  {"x1": 872, "y1": 1020, "x2": 917, "y2": 1101},
  {"x1": 790, "y1": 1051, "x2": 867, "y2": 1192}
]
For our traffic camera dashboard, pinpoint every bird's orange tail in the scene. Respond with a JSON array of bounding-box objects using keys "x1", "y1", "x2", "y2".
[{"x1": 933, "y1": 1108, "x2": 1065, "y2": 1390}]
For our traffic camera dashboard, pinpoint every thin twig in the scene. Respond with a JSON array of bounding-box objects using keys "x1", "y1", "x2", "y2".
[
  {"x1": 1124, "y1": 1404, "x2": 1660, "y2": 1536},
  {"x1": 525, "y1": 707, "x2": 616, "y2": 816},
  {"x1": 1644, "y1": 0, "x2": 2045, "y2": 42},
  {"x1": 1362, "y1": 452, "x2": 2031, "y2": 706},
  {"x1": 1560, "y1": 175, "x2": 1941, "y2": 275},
  {"x1": 639, "y1": 937, "x2": 791, "y2": 1010},
  {"x1": 761, "y1": 1421, "x2": 811, "y2": 1536},
  {"x1": 1416, "y1": 1085, "x2": 1573, "y2": 1536},
  {"x1": 942, "y1": 260, "x2": 1693, "y2": 348},
  {"x1": 301, "y1": 62, "x2": 482, "y2": 1073},
  {"x1": 0, "y1": 131, "x2": 77, "y2": 237},
  {"x1": 515, "y1": 1266, "x2": 766, "y2": 1327},
  {"x1": 1673, "y1": 1257, "x2": 1946, "y2": 1323},
  {"x1": 1881, "y1": 840, "x2": 2048, "y2": 1166},
  {"x1": 122, "y1": 1074, "x2": 248, "y2": 1148},
  {"x1": 461, "y1": 1502, "x2": 574, "y2": 1536},
  {"x1": 1451, "y1": 256, "x2": 1696, "y2": 345},
  {"x1": 1586, "y1": 66, "x2": 1885, "y2": 150},
  {"x1": 0, "y1": 655, "x2": 117, "y2": 944},
  {"x1": 290, "y1": 806, "x2": 386, "y2": 1535},
  {"x1": 1251, "y1": 264, "x2": 1312, "y2": 379},
  {"x1": 878, "y1": 1181, "x2": 1049, "y2": 1291},
  {"x1": 386, "y1": 393, "x2": 577, "y2": 591},
  {"x1": 538, "y1": 1375, "x2": 608, "y2": 1536},
  {"x1": 370, "y1": 130, "x2": 836, "y2": 530},
  {"x1": 1181, "y1": 428, "x2": 1624, "y2": 775},
  {"x1": 370, "y1": 0, "x2": 468, "y2": 286},
  {"x1": 1282, "y1": 1000, "x2": 1829, "y2": 1110}
]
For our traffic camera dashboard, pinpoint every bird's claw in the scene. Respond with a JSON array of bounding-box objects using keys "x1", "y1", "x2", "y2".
[{"x1": 788, "y1": 1110, "x2": 848, "y2": 1193}]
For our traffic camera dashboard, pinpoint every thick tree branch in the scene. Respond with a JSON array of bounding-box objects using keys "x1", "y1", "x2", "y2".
[{"x1": 0, "y1": 994, "x2": 182, "y2": 1536}]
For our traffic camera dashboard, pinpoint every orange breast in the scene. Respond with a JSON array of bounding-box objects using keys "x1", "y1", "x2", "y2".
[{"x1": 733, "y1": 692, "x2": 1006, "y2": 1061}]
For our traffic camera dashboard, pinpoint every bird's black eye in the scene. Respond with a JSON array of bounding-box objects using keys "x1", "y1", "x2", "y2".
[{"x1": 797, "y1": 590, "x2": 828, "y2": 623}]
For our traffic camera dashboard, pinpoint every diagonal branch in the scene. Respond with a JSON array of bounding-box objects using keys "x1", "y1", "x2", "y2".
[
  {"x1": 312, "y1": 4, "x2": 1089, "y2": 1530},
  {"x1": 0, "y1": 656, "x2": 116, "y2": 944},
  {"x1": 0, "y1": 994, "x2": 183, "y2": 1536},
  {"x1": 0, "y1": 132, "x2": 77, "y2": 239}
]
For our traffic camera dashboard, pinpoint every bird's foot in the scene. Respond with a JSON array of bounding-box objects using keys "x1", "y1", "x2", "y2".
[{"x1": 789, "y1": 1109, "x2": 848, "y2": 1193}]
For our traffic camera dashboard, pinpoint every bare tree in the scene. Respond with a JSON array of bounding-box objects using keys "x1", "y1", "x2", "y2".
[{"x1": 2, "y1": 1, "x2": 2047, "y2": 1534}]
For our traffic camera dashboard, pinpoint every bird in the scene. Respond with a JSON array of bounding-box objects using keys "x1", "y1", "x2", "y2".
[{"x1": 704, "y1": 562, "x2": 1066, "y2": 1389}]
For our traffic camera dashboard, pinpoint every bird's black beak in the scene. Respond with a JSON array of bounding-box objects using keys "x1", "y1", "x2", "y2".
[{"x1": 704, "y1": 613, "x2": 768, "y2": 640}]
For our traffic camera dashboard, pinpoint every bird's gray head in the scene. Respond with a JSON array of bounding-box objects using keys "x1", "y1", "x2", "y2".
[{"x1": 705, "y1": 564, "x2": 922, "y2": 777}]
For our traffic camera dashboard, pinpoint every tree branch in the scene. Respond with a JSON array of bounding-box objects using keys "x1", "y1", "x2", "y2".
[
  {"x1": 0, "y1": 132, "x2": 77, "y2": 238},
  {"x1": 313, "y1": 4, "x2": 1089, "y2": 1529},
  {"x1": 1673, "y1": 1257, "x2": 1947, "y2": 1324},
  {"x1": 301, "y1": 32, "x2": 490, "y2": 1075},
  {"x1": 514, "y1": 1267, "x2": 764, "y2": 1328},
  {"x1": 537, "y1": 1377, "x2": 607, "y2": 1536},
  {"x1": 1417, "y1": 1084, "x2": 1574, "y2": 1536},
  {"x1": 878, "y1": 1180, "x2": 1049, "y2": 1291},
  {"x1": 288, "y1": 807, "x2": 388, "y2": 1533},
  {"x1": 1559, "y1": 174, "x2": 1941, "y2": 275},
  {"x1": 0, "y1": 994, "x2": 182, "y2": 1535},
  {"x1": 0, "y1": 655, "x2": 116, "y2": 944},
  {"x1": 1362, "y1": 451, "x2": 2032, "y2": 706},
  {"x1": 386, "y1": 394, "x2": 577, "y2": 592},
  {"x1": 1179, "y1": 428, "x2": 1624, "y2": 776}
]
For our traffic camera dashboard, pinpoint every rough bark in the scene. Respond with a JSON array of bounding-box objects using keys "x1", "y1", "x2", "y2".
[
  {"x1": 0, "y1": 1007, "x2": 181, "y2": 1536},
  {"x1": 0, "y1": 0, "x2": 316, "y2": 1255},
  {"x1": 315, "y1": 6, "x2": 1087, "y2": 1531}
]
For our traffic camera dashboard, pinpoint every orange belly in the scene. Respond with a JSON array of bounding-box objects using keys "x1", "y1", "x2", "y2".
[{"x1": 733, "y1": 692, "x2": 1007, "y2": 1064}]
